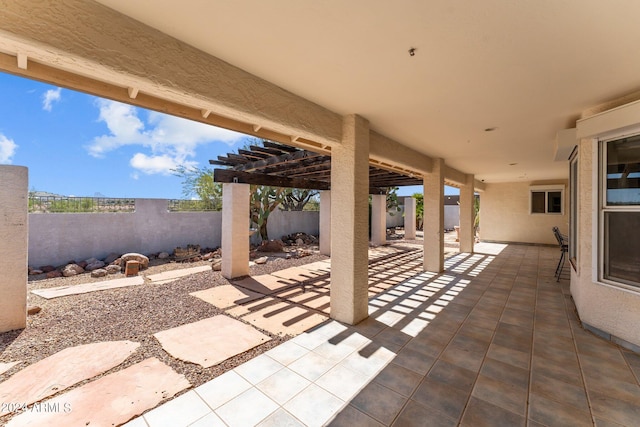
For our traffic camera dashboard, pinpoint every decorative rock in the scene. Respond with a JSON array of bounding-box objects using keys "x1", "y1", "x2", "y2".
[
  {"x1": 77, "y1": 260, "x2": 88, "y2": 269},
  {"x1": 202, "y1": 252, "x2": 213, "y2": 260},
  {"x1": 46, "y1": 270, "x2": 62, "y2": 279},
  {"x1": 296, "y1": 238, "x2": 305, "y2": 245},
  {"x1": 86, "y1": 260, "x2": 106, "y2": 271},
  {"x1": 85, "y1": 257, "x2": 99, "y2": 265},
  {"x1": 255, "y1": 256, "x2": 268, "y2": 265},
  {"x1": 62, "y1": 264, "x2": 84, "y2": 277},
  {"x1": 121, "y1": 253, "x2": 149, "y2": 269},
  {"x1": 211, "y1": 259, "x2": 222, "y2": 271},
  {"x1": 158, "y1": 252, "x2": 170, "y2": 259},
  {"x1": 106, "y1": 265, "x2": 121, "y2": 274},
  {"x1": 39, "y1": 265, "x2": 56, "y2": 273},
  {"x1": 91, "y1": 268, "x2": 108, "y2": 278},
  {"x1": 104, "y1": 253, "x2": 120, "y2": 264},
  {"x1": 257, "y1": 240, "x2": 285, "y2": 252},
  {"x1": 27, "y1": 305, "x2": 41, "y2": 315},
  {"x1": 28, "y1": 268, "x2": 43, "y2": 275}
]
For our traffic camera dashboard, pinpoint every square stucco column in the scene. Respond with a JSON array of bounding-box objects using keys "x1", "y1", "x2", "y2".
[
  {"x1": 320, "y1": 190, "x2": 331, "y2": 256},
  {"x1": 459, "y1": 174, "x2": 475, "y2": 253},
  {"x1": 371, "y1": 194, "x2": 386, "y2": 246},
  {"x1": 404, "y1": 196, "x2": 417, "y2": 240},
  {"x1": 0, "y1": 166, "x2": 28, "y2": 333},
  {"x1": 424, "y1": 159, "x2": 445, "y2": 272},
  {"x1": 330, "y1": 114, "x2": 370, "y2": 325},
  {"x1": 221, "y1": 183, "x2": 250, "y2": 279}
]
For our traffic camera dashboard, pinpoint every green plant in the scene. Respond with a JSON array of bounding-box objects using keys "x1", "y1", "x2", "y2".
[{"x1": 412, "y1": 193, "x2": 424, "y2": 230}]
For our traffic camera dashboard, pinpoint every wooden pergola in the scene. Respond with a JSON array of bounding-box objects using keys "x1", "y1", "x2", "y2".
[{"x1": 210, "y1": 141, "x2": 423, "y2": 193}]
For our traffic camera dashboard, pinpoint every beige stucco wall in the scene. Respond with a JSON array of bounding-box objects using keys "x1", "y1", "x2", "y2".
[
  {"x1": 572, "y1": 110, "x2": 640, "y2": 347},
  {"x1": 0, "y1": 166, "x2": 28, "y2": 333},
  {"x1": 481, "y1": 181, "x2": 568, "y2": 245}
]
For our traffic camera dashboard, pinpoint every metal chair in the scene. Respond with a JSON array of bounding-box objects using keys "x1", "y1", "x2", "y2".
[{"x1": 552, "y1": 226, "x2": 569, "y2": 281}]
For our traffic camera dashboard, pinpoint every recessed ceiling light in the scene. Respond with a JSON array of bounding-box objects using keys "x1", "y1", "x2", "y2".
[{"x1": 484, "y1": 127, "x2": 497, "y2": 132}]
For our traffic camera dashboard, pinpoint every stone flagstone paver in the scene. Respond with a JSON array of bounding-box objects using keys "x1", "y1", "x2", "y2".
[
  {"x1": 190, "y1": 285, "x2": 264, "y2": 309},
  {"x1": 31, "y1": 276, "x2": 144, "y2": 299},
  {"x1": 147, "y1": 265, "x2": 211, "y2": 284},
  {"x1": 0, "y1": 361, "x2": 21, "y2": 376},
  {"x1": 0, "y1": 341, "x2": 139, "y2": 415},
  {"x1": 228, "y1": 298, "x2": 329, "y2": 336},
  {"x1": 154, "y1": 316, "x2": 270, "y2": 368},
  {"x1": 6, "y1": 357, "x2": 190, "y2": 427},
  {"x1": 233, "y1": 274, "x2": 298, "y2": 295}
]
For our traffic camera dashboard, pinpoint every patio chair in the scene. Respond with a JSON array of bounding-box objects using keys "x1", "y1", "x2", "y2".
[{"x1": 552, "y1": 226, "x2": 569, "y2": 281}]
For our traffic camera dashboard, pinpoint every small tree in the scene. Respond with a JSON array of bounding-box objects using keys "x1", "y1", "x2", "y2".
[
  {"x1": 412, "y1": 193, "x2": 424, "y2": 230},
  {"x1": 280, "y1": 189, "x2": 319, "y2": 211},
  {"x1": 250, "y1": 185, "x2": 287, "y2": 241},
  {"x1": 173, "y1": 166, "x2": 222, "y2": 210}
]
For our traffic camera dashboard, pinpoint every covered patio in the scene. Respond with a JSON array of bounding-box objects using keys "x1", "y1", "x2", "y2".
[{"x1": 128, "y1": 243, "x2": 640, "y2": 427}]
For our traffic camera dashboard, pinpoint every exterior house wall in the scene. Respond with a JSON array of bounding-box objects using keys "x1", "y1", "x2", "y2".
[
  {"x1": 481, "y1": 181, "x2": 569, "y2": 245},
  {"x1": 571, "y1": 100, "x2": 640, "y2": 348}
]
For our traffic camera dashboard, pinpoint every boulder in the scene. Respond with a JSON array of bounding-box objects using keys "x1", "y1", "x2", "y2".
[
  {"x1": 28, "y1": 268, "x2": 43, "y2": 275},
  {"x1": 86, "y1": 260, "x2": 106, "y2": 271},
  {"x1": 121, "y1": 253, "x2": 149, "y2": 269},
  {"x1": 46, "y1": 270, "x2": 62, "y2": 279},
  {"x1": 254, "y1": 256, "x2": 268, "y2": 265},
  {"x1": 158, "y1": 252, "x2": 170, "y2": 259},
  {"x1": 27, "y1": 305, "x2": 41, "y2": 315},
  {"x1": 106, "y1": 265, "x2": 121, "y2": 274},
  {"x1": 77, "y1": 261, "x2": 88, "y2": 269},
  {"x1": 85, "y1": 257, "x2": 99, "y2": 265},
  {"x1": 90, "y1": 268, "x2": 108, "y2": 278},
  {"x1": 256, "y1": 240, "x2": 284, "y2": 253},
  {"x1": 104, "y1": 253, "x2": 120, "y2": 264},
  {"x1": 63, "y1": 264, "x2": 84, "y2": 277},
  {"x1": 39, "y1": 265, "x2": 56, "y2": 273},
  {"x1": 295, "y1": 238, "x2": 305, "y2": 245},
  {"x1": 211, "y1": 259, "x2": 222, "y2": 271}
]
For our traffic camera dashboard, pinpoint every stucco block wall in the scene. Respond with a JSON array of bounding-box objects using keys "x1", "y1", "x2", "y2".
[
  {"x1": 29, "y1": 199, "x2": 222, "y2": 267},
  {"x1": 481, "y1": 181, "x2": 568, "y2": 245}
]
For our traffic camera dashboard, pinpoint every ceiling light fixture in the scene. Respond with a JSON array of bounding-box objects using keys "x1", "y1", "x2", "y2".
[
  {"x1": 484, "y1": 127, "x2": 497, "y2": 132},
  {"x1": 408, "y1": 48, "x2": 416, "y2": 56}
]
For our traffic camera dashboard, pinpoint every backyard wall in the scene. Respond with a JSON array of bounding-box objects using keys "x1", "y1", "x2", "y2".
[{"x1": 481, "y1": 181, "x2": 569, "y2": 245}]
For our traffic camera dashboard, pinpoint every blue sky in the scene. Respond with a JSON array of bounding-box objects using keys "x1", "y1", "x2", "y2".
[{"x1": 0, "y1": 72, "x2": 456, "y2": 198}]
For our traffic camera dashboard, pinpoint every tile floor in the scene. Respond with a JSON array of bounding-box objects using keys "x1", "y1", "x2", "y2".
[{"x1": 128, "y1": 244, "x2": 640, "y2": 427}]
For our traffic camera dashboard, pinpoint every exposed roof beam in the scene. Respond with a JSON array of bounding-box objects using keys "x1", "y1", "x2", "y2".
[{"x1": 214, "y1": 169, "x2": 330, "y2": 190}]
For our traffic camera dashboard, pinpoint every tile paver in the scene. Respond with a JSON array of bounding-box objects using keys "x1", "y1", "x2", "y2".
[
  {"x1": 153, "y1": 316, "x2": 270, "y2": 368},
  {"x1": 6, "y1": 358, "x2": 189, "y2": 427},
  {"x1": 30, "y1": 275, "x2": 144, "y2": 299},
  {"x1": 189, "y1": 284, "x2": 264, "y2": 309},
  {"x1": 0, "y1": 340, "x2": 139, "y2": 414}
]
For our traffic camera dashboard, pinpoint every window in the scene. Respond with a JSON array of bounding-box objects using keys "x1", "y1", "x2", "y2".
[
  {"x1": 530, "y1": 185, "x2": 564, "y2": 214},
  {"x1": 569, "y1": 151, "x2": 578, "y2": 267},
  {"x1": 600, "y1": 135, "x2": 640, "y2": 288}
]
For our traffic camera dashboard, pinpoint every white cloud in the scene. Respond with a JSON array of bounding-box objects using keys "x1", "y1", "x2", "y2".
[
  {"x1": 130, "y1": 153, "x2": 197, "y2": 176},
  {"x1": 0, "y1": 134, "x2": 17, "y2": 164},
  {"x1": 87, "y1": 99, "x2": 245, "y2": 175},
  {"x1": 42, "y1": 88, "x2": 62, "y2": 111}
]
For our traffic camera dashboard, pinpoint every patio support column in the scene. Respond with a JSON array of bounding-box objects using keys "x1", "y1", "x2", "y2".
[
  {"x1": 371, "y1": 194, "x2": 386, "y2": 246},
  {"x1": 330, "y1": 114, "x2": 370, "y2": 325},
  {"x1": 459, "y1": 173, "x2": 475, "y2": 253},
  {"x1": 0, "y1": 166, "x2": 28, "y2": 333},
  {"x1": 221, "y1": 183, "x2": 250, "y2": 279},
  {"x1": 423, "y1": 158, "x2": 445, "y2": 272},
  {"x1": 320, "y1": 190, "x2": 331, "y2": 256},
  {"x1": 404, "y1": 196, "x2": 417, "y2": 240}
]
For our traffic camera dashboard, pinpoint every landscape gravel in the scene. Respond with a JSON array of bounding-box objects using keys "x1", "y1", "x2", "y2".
[{"x1": 0, "y1": 253, "x2": 328, "y2": 425}]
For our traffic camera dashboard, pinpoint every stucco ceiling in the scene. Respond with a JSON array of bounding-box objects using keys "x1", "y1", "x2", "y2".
[{"x1": 95, "y1": 0, "x2": 640, "y2": 183}]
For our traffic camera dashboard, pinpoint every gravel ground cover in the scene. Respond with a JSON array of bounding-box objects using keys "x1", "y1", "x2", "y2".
[{"x1": 0, "y1": 253, "x2": 328, "y2": 426}]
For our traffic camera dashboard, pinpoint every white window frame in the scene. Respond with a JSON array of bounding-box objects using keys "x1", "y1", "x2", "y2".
[
  {"x1": 529, "y1": 185, "x2": 565, "y2": 215},
  {"x1": 598, "y1": 134, "x2": 640, "y2": 290}
]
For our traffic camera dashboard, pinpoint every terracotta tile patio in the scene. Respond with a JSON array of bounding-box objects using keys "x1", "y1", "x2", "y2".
[{"x1": 129, "y1": 243, "x2": 640, "y2": 426}]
